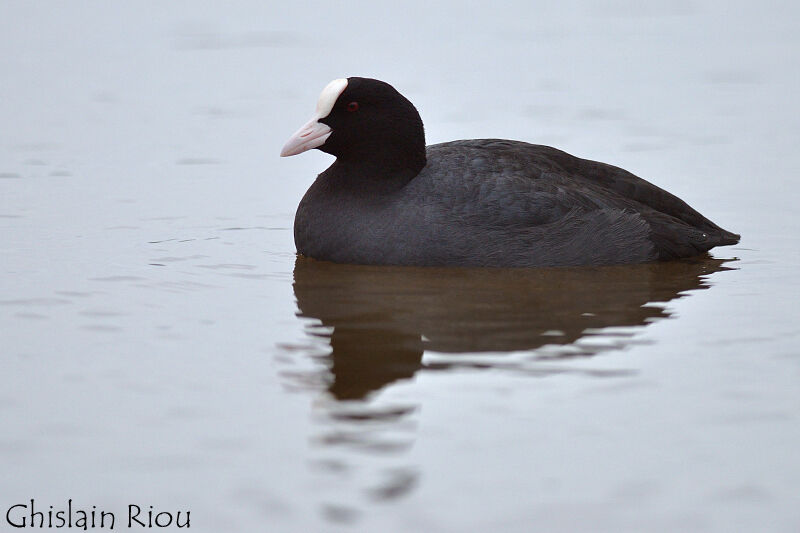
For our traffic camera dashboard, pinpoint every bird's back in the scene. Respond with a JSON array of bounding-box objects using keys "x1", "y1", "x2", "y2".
[{"x1": 409, "y1": 140, "x2": 739, "y2": 263}]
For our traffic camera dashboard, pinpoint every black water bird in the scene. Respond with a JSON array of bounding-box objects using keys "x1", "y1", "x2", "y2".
[{"x1": 281, "y1": 77, "x2": 739, "y2": 267}]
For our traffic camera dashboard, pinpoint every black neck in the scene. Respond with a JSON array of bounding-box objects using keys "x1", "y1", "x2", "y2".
[{"x1": 327, "y1": 155, "x2": 424, "y2": 193}]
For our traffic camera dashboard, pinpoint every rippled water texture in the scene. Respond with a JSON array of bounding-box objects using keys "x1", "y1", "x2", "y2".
[{"x1": 2, "y1": 2, "x2": 799, "y2": 532}]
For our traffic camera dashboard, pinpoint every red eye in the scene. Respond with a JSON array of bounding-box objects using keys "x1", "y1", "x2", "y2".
[{"x1": 347, "y1": 101, "x2": 359, "y2": 112}]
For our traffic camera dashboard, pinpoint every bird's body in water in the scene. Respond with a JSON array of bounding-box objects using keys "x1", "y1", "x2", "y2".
[{"x1": 281, "y1": 77, "x2": 739, "y2": 267}]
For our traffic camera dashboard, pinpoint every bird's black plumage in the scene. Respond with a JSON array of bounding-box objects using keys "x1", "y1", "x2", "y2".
[{"x1": 288, "y1": 77, "x2": 739, "y2": 267}]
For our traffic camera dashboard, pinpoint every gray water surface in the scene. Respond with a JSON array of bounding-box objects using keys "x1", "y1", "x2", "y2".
[{"x1": 2, "y1": 2, "x2": 800, "y2": 532}]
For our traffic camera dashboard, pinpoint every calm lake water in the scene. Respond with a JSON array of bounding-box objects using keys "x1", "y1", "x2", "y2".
[{"x1": 2, "y1": 2, "x2": 799, "y2": 531}]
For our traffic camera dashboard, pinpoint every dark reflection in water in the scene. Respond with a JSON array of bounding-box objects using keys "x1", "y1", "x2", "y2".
[{"x1": 293, "y1": 255, "x2": 733, "y2": 400}]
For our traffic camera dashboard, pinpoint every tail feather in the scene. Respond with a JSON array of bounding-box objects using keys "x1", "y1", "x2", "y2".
[
  {"x1": 717, "y1": 229, "x2": 741, "y2": 246},
  {"x1": 646, "y1": 212, "x2": 739, "y2": 261}
]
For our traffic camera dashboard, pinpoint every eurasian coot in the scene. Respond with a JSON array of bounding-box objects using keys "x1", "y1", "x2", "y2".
[{"x1": 281, "y1": 77, "x2": 739, "y2": 267}]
